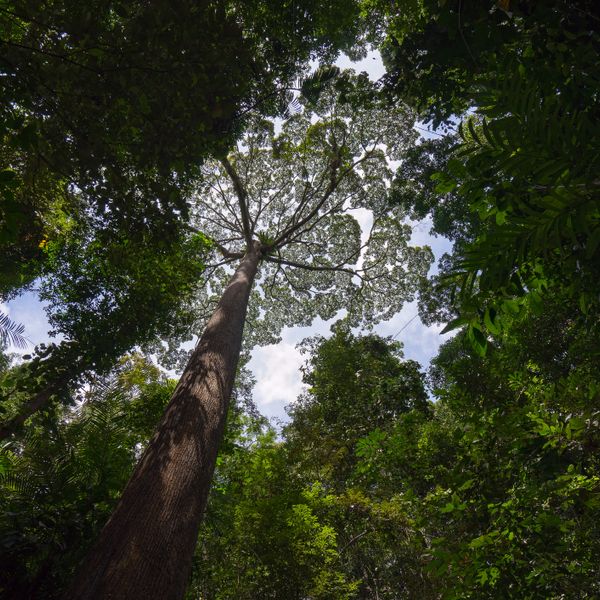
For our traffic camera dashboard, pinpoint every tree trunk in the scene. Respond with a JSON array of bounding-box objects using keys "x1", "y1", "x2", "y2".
[
  {"x1": 0, "y1": 386, "x2": 59, "y2": 440},
  {"x1": 65, "y1": 243, "x2": 261, "y2": 600},
  {"x1": 0, "y1": 342, "x2": 84, "y2": 440}
]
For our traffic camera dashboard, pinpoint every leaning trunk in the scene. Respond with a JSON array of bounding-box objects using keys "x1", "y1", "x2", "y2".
[
  {"x1": 0, "y1": 385, "x2": 63, "y2": 440},
  {"x1": 65, "y1": 244, "x2": 261, "y2": 600},
  {"x1": 0, "y1": 344, "x2": 82, "y2": 440}
]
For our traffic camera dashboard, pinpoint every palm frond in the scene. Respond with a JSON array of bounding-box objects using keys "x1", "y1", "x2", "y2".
[
  {"x1": 299, "y1": 65, "x2": 341, "y2": 105},
  {"x1": 0, "y1": 311, "x2": 28, "y2": 349}
]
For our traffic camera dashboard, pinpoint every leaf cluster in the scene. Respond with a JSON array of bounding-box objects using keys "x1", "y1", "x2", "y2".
[{"x1": 380, "y1": 0, "x2": 600, "y2": 351}]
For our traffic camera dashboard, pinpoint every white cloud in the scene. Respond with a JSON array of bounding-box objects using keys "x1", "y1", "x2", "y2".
[{"x1": 248, "y1": 341, "x2": 305, "y2": 421}]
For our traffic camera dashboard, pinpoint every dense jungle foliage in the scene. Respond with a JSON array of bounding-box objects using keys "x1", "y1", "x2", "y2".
[{"x1": 1, "y1": 0, "x2": 599, "y2": 598}]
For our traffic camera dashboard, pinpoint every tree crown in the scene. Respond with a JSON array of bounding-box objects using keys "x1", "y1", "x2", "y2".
[{"x1": 159, "y1": 73, "x2": 433, "y2": 366}]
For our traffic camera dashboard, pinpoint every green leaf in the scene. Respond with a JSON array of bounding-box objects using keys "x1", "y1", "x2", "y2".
[
  {"x1": 440, "y1": 316, "x2": 470, "y2": 334},
  {"x1": 483, "y1": 307, "x2": 501, "y2": 334},
  {"x1": 459, "y1": 478, "x2": 475, "y2": 491},
  {"x1": 440, "y1": 502, "x2": 455, "y2": 513},
  {"x1": 468, "y1": 322, "x2": 487, "y2": 356}
]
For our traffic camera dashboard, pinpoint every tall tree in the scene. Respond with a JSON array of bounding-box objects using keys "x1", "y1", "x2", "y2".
[
  {"x1": 286, "y1": 323, "x2": 428, "y2": 486},
  {"x1": 284, "y1": 326, "x2": 432, "y2": 598},
  {"x1": 0, "y1": 0, "x2": 369, "y2": 439},
  {"x1": 65, "y1": 73, "x2": 432, "y2": 599}
]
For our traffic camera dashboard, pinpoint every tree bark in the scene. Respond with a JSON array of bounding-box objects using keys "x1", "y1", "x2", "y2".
[{"x1": 65, "y1": 243, "x2": 262, "y2": 600}]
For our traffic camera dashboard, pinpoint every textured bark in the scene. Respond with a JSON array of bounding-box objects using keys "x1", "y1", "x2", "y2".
[{"x1": 65, "y1": 243, "x2": 261, "y2": 600}]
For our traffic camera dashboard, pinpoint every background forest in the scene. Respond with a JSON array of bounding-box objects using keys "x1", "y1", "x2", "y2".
[{"x1": 1, "y1": 0, "x2": 599, "y2": 598}]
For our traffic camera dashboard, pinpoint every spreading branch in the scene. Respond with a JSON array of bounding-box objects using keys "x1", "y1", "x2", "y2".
[{"x1": 220, "y1": 156, "x2": 253, "y2": 248}]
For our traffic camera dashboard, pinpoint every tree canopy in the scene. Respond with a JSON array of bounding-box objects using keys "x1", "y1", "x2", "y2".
[{"x1": 0, "y1": 0, "x2": 372, "y2": 439}]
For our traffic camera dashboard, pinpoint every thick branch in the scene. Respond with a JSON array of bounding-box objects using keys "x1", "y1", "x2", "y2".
[
  {"x1": 212, "y1": 178, "x2": 245, "y2": 232},
  {"x1": 271, "y1": 149, "x2": 376, "y2": 250},
  {"x1": 271, "y1": 170, "x2": 338, "y2": 250},
  {"x1": 185, "y1": 225, "x2": 242, "y2": 261},
  {"x1": 282, "y1": 193, "x2": 352, "y2": 248},
  {"x1": 220, "y1": 156, "x2": 253, "y2": 248}
]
